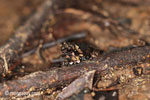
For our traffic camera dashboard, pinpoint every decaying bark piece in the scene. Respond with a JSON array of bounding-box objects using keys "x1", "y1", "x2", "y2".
[
  {"x1": 119, "y1": 75, "x2": 150, "y2": 100},
  {"x1": 56, "y1": 70, "x2": 96, "y2": 100},
  {"x1": 0, "y1": 46, "x2": 150, "y2": 98},
  {"x1": 0, "y1": 0, "x2": 54, "y2": 75}
]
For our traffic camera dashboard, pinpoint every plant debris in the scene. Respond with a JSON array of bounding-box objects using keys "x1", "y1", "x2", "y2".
[
  {"x1": 0, "y1": 0, "x2": 54, "y2": 75},
  {"x1": 0, "y1": 0, "x2": 150, "y2": 100}
]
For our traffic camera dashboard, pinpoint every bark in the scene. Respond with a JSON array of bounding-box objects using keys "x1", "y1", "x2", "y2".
[{"x1": 0, "y1": 46, "x2": 150, "y2": 98}]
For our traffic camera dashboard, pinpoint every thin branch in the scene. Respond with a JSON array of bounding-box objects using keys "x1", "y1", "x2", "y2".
[
  {"x1": 56, "y1": 70, "x2": 96, "y2": 100},
  {"x1": 0, "y1": 0, "x2": 54, "y2": 75},
  {"x1": 22, "y1": 31, "x2": 87, "y2": 57}
]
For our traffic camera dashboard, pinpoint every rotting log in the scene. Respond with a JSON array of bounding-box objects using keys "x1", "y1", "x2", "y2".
[{"x1": 0, "y1": 46, "x2": 150, "y2": 98}]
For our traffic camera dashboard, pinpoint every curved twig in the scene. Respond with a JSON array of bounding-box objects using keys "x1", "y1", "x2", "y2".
[{"x1": 0, "y1": 0, "x2": 54, "y2": 75}]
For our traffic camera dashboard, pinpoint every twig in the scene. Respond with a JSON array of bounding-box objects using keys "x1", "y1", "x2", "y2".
[
  {"x1": 0, "y1": 46, "x2": 150, "y2": 98},
  {"x1": 56, "y1": 70, "x2": 96, "y2": 100},
  {"x1": 0, "y1": 0, "x2": 54, "y2": 75},
  {"x1": 22, "y1": 31, "x2": 87, "y2": 57}
]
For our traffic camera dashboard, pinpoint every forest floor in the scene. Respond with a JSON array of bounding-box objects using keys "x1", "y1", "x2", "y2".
[{"x1": 0, "y1": 0, "x2": 150, "y2": 100}]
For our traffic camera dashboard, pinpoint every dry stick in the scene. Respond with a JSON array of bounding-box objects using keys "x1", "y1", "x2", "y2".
[
  {"x1": 0, "y1": 0, "x2": 54, "y2": 75},
  {"x1": 22, "y1": 31, "x2": 87, "y2": 58},
  {"x1": 0, "y1": 46, "x2": 150, "y2": 97},
  {"x1": 56, "y1": 70, "x2": 96, "y2": 100}
]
